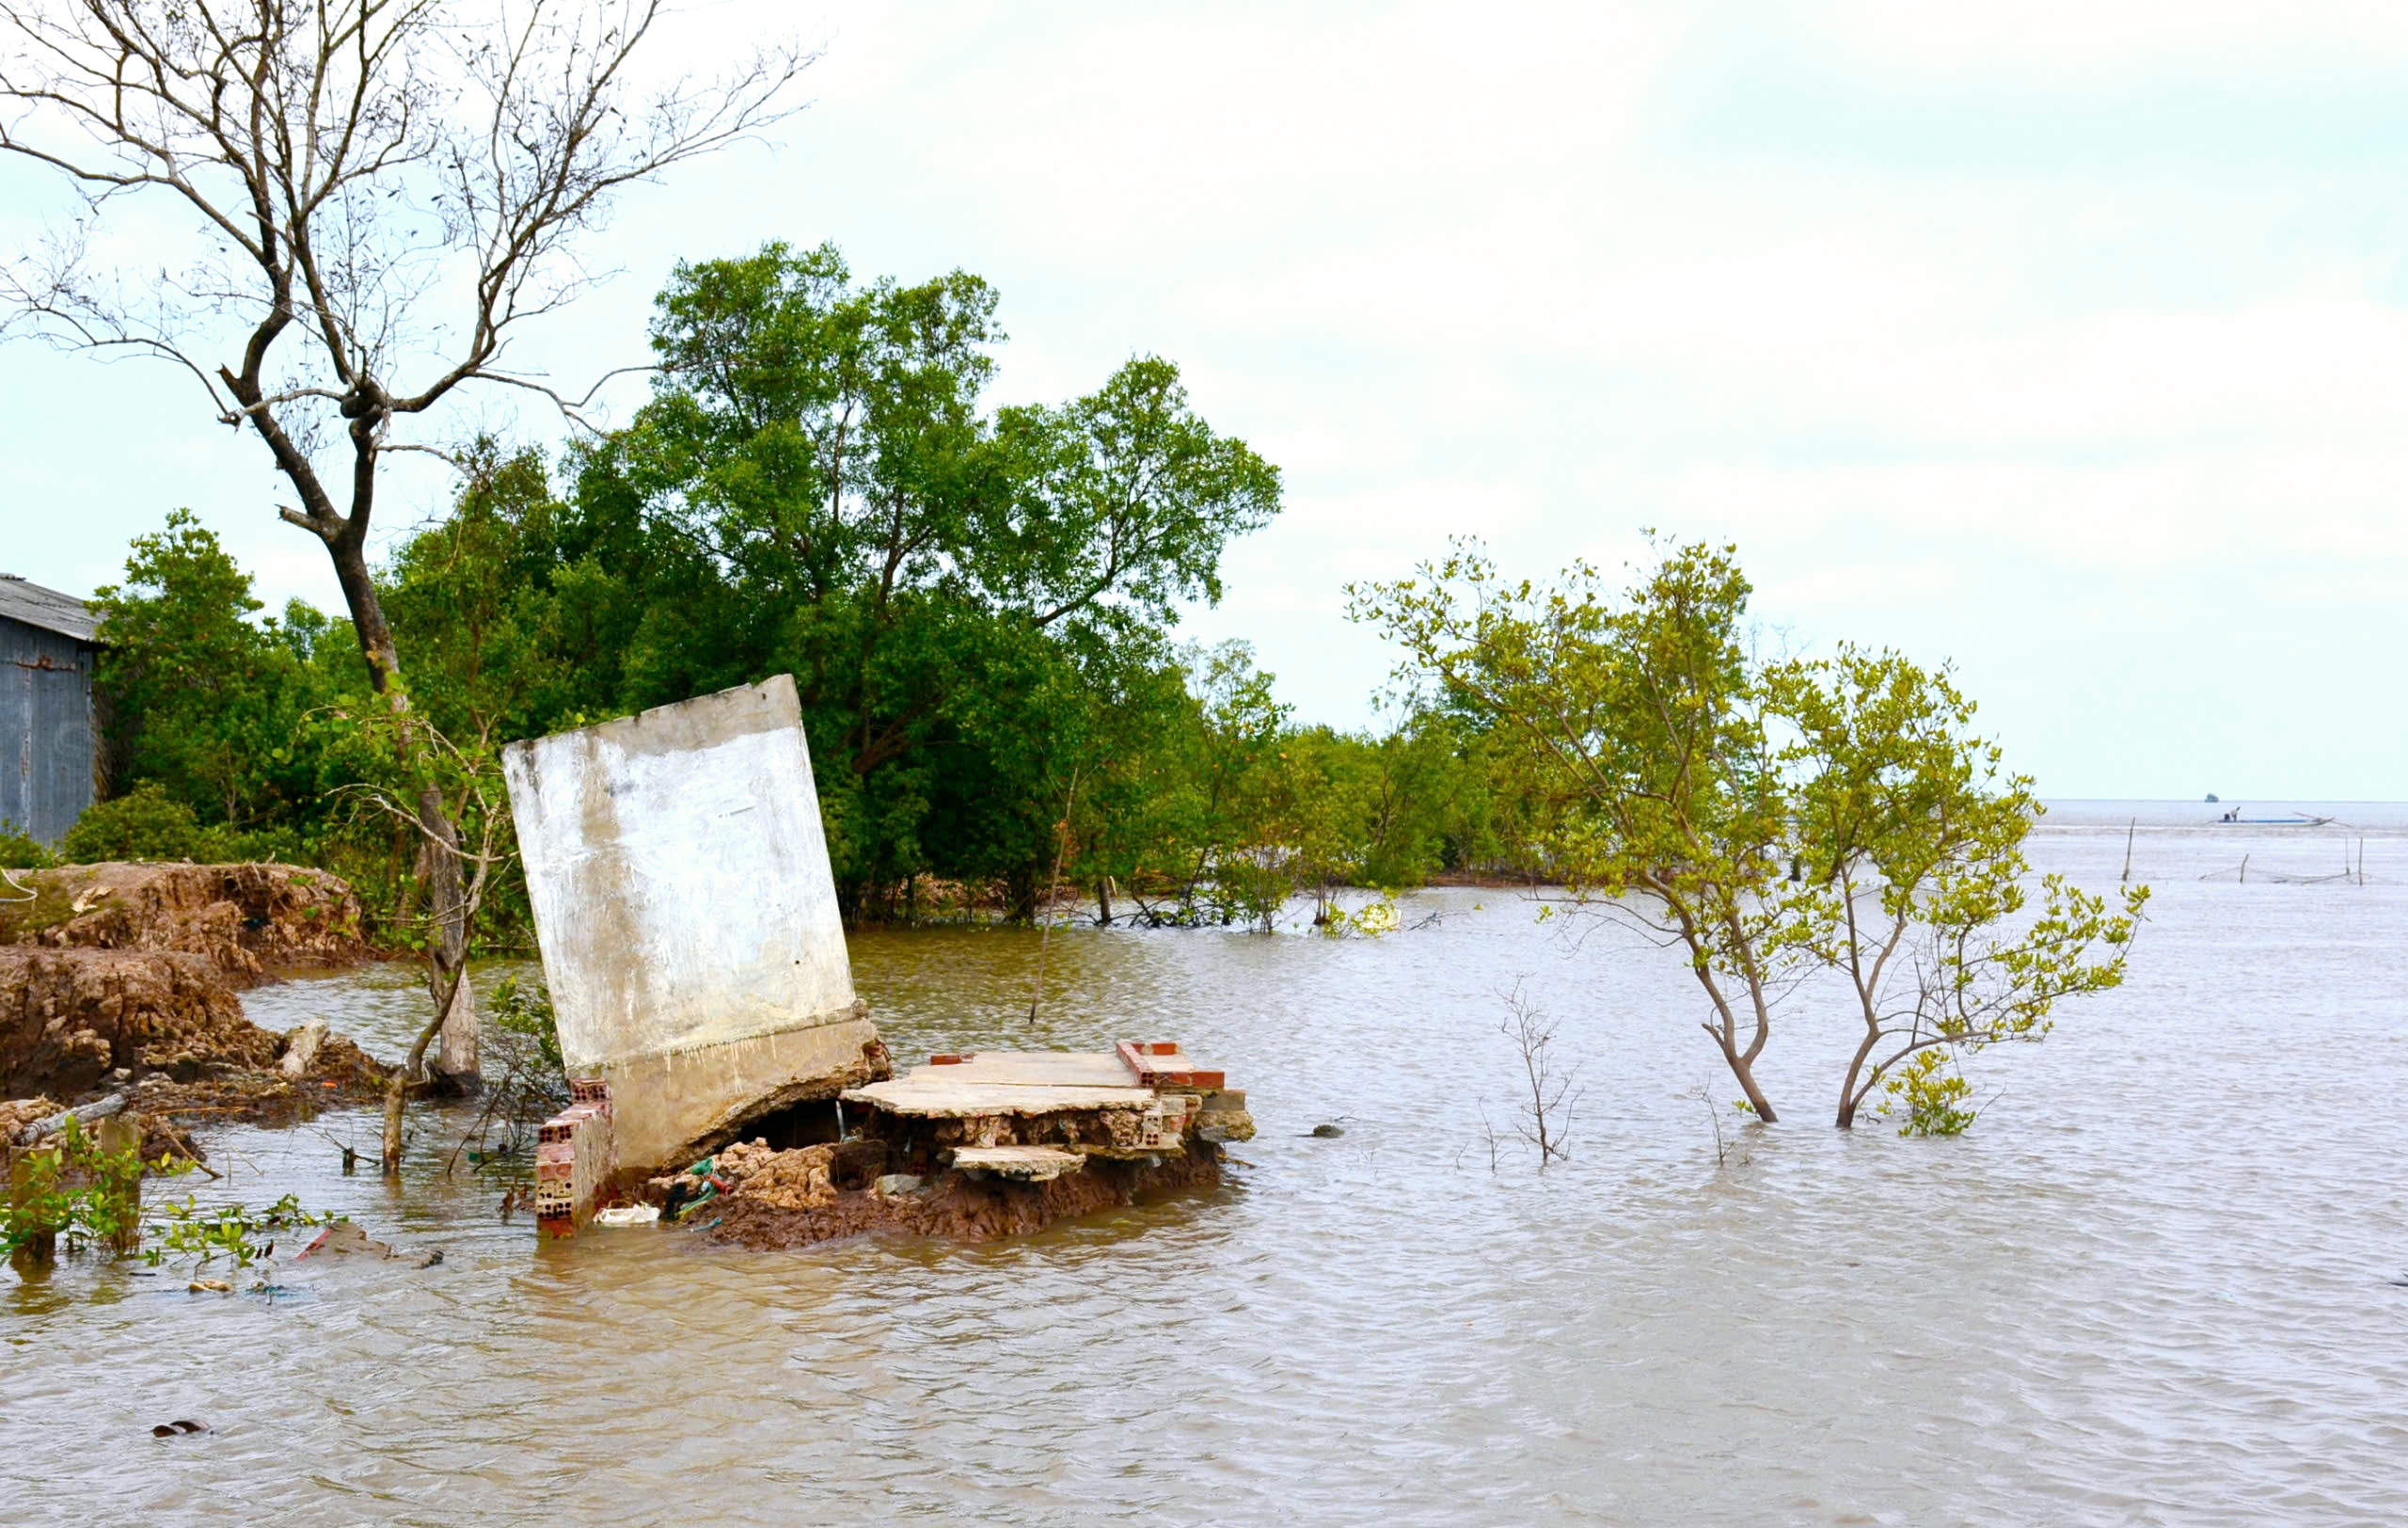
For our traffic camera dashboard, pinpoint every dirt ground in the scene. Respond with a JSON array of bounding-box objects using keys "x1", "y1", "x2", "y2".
[
  {"x1": 0, "y1": 945, "x2": 388, "y2": 1143},
  {"x1": 0, "y1": 947, "x2": 268, "y2": 1097}
]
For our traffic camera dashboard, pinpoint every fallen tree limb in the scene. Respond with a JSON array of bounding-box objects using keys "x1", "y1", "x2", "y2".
[{"x1": 10, "y1": 1090, "x2": 128, "y2": 1148}]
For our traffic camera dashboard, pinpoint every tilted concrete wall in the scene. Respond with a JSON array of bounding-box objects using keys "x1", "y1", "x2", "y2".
[{"x1": 503, "y1": 675, "x2": 881, "y2": 1172}]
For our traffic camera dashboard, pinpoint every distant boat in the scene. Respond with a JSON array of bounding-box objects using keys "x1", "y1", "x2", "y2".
[{"x1": 2212, "y1": 808, "x2": 2334, "y2": 826}]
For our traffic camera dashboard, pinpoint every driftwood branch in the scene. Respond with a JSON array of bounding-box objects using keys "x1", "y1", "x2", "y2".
[{"x1": 10, "y1": 1090, "x2": 128, "y2": 1147}]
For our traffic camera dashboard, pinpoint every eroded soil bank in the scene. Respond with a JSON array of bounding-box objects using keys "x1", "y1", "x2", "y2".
[
  {"x1": 1, "y1": 861, "x2": 372, "y2": 982},
  {"x1": 2, "y1": 863, "x2": 388, "y2": 1146}
]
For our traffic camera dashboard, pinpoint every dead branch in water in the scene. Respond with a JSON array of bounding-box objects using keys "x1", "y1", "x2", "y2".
[{"x1": 1496, "y1": 979, "x2": 1580, "y2": 1166}]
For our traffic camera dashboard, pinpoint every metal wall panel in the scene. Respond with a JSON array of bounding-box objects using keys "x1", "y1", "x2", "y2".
[{"x1": 0, "y1": 615, "x2": 96, "y2": 844}]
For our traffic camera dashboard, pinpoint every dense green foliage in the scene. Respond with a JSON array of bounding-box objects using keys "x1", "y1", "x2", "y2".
[
  {"x1": 89, "y1": 511, "x2": 328, "y2": 840},
  {"x1": 69, "y1": 246, "x2": 1523, "y2": 935},
  {"x1": 58, "y1": 783, "x2": 254, "y2": 865},
  {"x1": 546, "y1": 241, "x2": 1291, "y2": 916}
]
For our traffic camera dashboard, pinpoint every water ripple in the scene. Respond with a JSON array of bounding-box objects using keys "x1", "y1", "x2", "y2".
[{"x1": 6, "y1": 805, "x2": 2406, "y2": 1525}]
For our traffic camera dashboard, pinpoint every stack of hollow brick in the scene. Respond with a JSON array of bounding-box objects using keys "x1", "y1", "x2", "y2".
[
  {"x1": 1115, "y1": 1041, "x2": 1225, "y2": 1090},
  {"x1": 1134, "y1": 1091, "x2": 1200, "y2": 1149},
  {"x1": 1117, "y1": 1043, "x2": 1213, "y2": 1149},
  {"x1": 535, "y1": 1078, "x2": 616, "y2": 1238}
]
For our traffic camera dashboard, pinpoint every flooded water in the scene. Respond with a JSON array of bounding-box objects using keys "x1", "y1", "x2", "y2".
[{"x1": 6, "y1": 802, "x2": 2406, "y2": 1526}]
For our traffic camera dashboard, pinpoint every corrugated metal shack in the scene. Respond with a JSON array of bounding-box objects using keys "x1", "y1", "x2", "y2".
[{"x1": 0, "y1": 573, "x2": 102, "y2": 845}]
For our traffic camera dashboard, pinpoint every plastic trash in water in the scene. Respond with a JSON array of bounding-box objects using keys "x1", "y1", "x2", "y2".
[{"x1": 594, "y1": 1204, "x2": 661, "y2": 1228}]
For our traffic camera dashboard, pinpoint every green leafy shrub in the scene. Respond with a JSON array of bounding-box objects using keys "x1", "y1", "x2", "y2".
[
  {"x1": 60, "y1": 783, "x2": 241, "y2": 864},
  {"x1": 144, "y1": 1193, "x2": 336, "y2": 1267},
  {"x1": 1881, "y1": 1049, "x2": 1980, "y2": 1137},
  {"x1": 489, "y1": 975, "x2": 565, "y2": 1076},
  {"x1": 1, "y1": 1116, "x2": 335, "y2": 1265},
  {"x1": 0, "y1": 1116, "x2": 187, "y2": 1258},
  {"x1": 0, "y1": 828, "x2": 54, "y2": 869}
]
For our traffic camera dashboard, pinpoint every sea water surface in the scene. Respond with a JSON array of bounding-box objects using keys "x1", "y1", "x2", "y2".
[{"x1": 4, "y1": 802, "x2": 2404, "y2": 1526}]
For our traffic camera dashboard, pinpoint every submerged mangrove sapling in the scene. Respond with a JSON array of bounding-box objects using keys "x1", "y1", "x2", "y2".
[
  {"x1": 1774, "y1": 647, "x2": 2147, "y2": 1131},
  {"x1": 1356, "y1": 539, "x2": 2141, "y2": 1131},
  {"x1": 1352, "y1": 540, "x2": 1801, "y2": 1120}
]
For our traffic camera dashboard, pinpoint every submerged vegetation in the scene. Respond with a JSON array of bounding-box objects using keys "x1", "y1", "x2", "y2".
[
  {"x1": 1, "y1": 1115, "x2": 334, "y2": 1269},
  {"x1": 1352, "y1": 538, "x2": 2148, "y2": 1130}
]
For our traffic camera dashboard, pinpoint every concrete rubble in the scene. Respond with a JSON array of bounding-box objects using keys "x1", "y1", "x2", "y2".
[{"x1": 504, "y1": 675, "x2": 1253, "y2": 1243}]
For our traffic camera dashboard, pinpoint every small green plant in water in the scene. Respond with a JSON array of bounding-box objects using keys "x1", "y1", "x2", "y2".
[
  {"x1": 2, "y1": 1117, "x2": 335, "y2": 1265},
  {"x1": 143, "y1": 1194, "x2": 337, "y2": 1268},
  {"x1": 1881, "y1": 1049, "x2": 1979, "y2": 1137},
  {"x1": 2, "y1": 1117, "x2": 191, "y2": 1258},
  {"x1": 1319, "y1": 894, "x2": 1401, "y2": 938}
]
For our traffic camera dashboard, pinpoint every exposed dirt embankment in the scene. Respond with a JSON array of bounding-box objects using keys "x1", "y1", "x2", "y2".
[
  {"x1": 0, "y1": 948, "x2": 263, "y2": 1097},
  {"x1": 0, "y1": 864, "x2": 388, "y2": 1128},
  {"x1": 686, "y1": 1139, "x2": 1225, "y2": 1249},
  {"x1": 0, "y1": 944, "x2": 388, "y2": 1129},
  {"x1": 2, "y1": 862, "x2": 372, "y2": 984}
]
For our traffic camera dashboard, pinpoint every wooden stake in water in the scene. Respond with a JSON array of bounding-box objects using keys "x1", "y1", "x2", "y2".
[
  {"x1": 2122, "y1": 818, "x2": 2136, "y2": 883},
  {"x1": 1027, "y1": 764, "x2": 1081, "y2": 1027},
  {"x1": 95, "y1": 1115, "x2": 141, "y2": 1256}
]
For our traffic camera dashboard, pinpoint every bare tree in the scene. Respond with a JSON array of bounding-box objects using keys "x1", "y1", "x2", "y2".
[
  {"x1": 0, "y1": 1, "x2": 812, "y2": 1089},
  {"x1": 1695, "y1": 1084, "x2": 1742, "y2": 1170},
  {"x1": 1496, "y1": 979, "x2": 1578, "y2": 1166}
]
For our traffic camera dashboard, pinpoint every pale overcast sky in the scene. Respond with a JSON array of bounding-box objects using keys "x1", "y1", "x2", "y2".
[{"x1": 4, "y1": 1, "x2": 2404, "y2": 799}]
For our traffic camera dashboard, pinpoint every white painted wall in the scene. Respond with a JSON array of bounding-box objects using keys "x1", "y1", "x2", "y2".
[{"x1": 501, "y1": 675, "x2": 856, "y2": 1072}]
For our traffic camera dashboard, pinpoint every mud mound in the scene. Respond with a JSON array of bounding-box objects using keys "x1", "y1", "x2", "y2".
[
  {"x1": 698, "y1": 1142, "x2": 1224, "y2": 1250},
  {"x1": 0, "y1": 947, "x2": 389, "y2": 1122},
  {"x1": 300, "y1": 1032, "x2": 387, "y2": 1096},
  {"x1": 0, "y1": 948, "x2": 273, "y2": 1099},
  {"x1": 2, "y1": 863, "x2": 370, "y2": 985}
]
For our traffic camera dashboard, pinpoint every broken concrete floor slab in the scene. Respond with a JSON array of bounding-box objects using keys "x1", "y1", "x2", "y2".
[
  {"x1": 645, "y1": 1043, "x2": 1257, "y2": 1246},
  {"x1": 950, "y1": 1145, "x2": 1086, "y2": 1181},
  {"x1": 595, "y1": 1042, "x2": 1254, "y2": 1248}
]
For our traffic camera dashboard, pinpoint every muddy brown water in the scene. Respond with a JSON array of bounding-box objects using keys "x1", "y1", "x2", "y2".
[{"x1": 5, "y1": 803, "x2": 2406, "y2": 1526}]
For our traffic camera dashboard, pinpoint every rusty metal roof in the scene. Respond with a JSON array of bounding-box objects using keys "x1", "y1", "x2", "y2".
[{"x1": 0, "y1": 574, "x2": 100, "y2": 643}]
